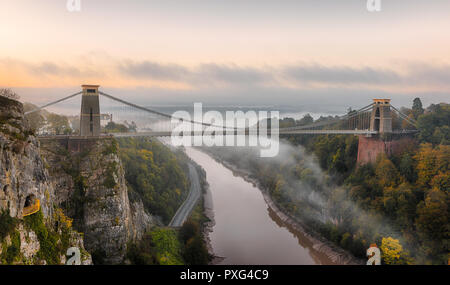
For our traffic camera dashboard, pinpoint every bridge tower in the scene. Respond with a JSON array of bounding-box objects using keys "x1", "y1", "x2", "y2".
[
  {"x1": 80, "y1": 85, "x2": 101, "y2": 136},
  {"x1": 358, "y1": 99, "x2": 400, "y2": 165},
  {"x1": 369, "y1": 99, "x2": 392, "y2": 134}
]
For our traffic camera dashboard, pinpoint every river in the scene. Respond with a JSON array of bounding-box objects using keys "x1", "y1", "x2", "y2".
[{"x1": 185, "y1": 147, "x2": 337, "y2": 265}]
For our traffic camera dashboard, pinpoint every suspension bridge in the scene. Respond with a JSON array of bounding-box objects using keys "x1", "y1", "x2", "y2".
[{"x1": 24, "y1": 85, "x2": 418, "y2": 140}]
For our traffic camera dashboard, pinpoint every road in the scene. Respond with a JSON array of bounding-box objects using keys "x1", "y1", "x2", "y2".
[{"x1": 169, "y1": 163, "x2": 201, "y2": 227}]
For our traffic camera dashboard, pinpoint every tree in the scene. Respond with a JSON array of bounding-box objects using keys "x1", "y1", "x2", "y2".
[
  {"x1": 416, "y1": 103, "x2": 450, "y2": 144},
  {"x1": 297, "y1": 114, "x2": 314, "y2": 126},
  {"x1": 104, "y1": 121, "x2": 129, "y2": 133},
  {"x1": 398, "y1": 153, "x2": 416, "y2": 182},
  {"x1": 415, "y1": 188, "x2": 449, "y2": 262},
  {"x1": 47, "y1": 113, "x2": 71, "y2": 134},
  {"x1": 331, "y1": 148, "x2": 347, "y2": 173},
  {"x1": 412, "y1": 98, "x2": 424, "y2": 119},
  {"x1": 380, "y1": 237, "x2": 411, "y2": 265},
  {"x1": 375, "y1": 156, "x2": 400, "y2": 188},
  {"x1": 184, "y1": 236, "x2": 209, "y2": 265},
  {"x1": 414, "y1": 144, "x2": 449, "y2": 189},
  {"x1": 180, "y1": 220, "x2": 199, "y2": 244}
]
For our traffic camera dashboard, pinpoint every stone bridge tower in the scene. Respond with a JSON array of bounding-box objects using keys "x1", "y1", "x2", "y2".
[
  {"x1": 80, "y1": 85, "x2": 100, "y2": 136},
  {"x1": 370, "y1": 99, "x2": 392, "y2": 134},
  {"x1": 357, "y1": 99, "x2": 405, "y2": 165}
]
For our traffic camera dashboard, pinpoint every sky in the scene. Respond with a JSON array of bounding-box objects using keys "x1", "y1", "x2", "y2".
[{"x1": 0, "y1": 0, "x2": 449, "y2": 111}]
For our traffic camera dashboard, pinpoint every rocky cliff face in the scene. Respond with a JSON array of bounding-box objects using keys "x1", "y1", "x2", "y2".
[
  {"x1": 40, "y1": 138, "x2": 153, "y2": 264},
  {"x1": 0, "y1": 96, "x2": 91, "y2": 264},
  {"x1": 0, "y1": 97, "x2": 51, "y2": 219}
]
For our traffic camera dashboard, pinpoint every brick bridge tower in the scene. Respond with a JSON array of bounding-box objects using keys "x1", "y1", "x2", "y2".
[{"x1": 80, "y1": 85, "x2": 100, "y2": 136}]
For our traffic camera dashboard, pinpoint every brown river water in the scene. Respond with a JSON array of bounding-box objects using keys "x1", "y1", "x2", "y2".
[{"x1": 185, "y1": 147, "x2": 337, "y2": 265}]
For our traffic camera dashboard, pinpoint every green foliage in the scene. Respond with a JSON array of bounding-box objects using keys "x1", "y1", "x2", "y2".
[
  {"x1": 184, "y1": 235, "x2": 209, "y2": 265},
  {"x1": 150, "y1": 228, "x2": 184, "y2": 265},
  {"x1": 103, "y1": 121, "x2": 129, "y2": 133},
  {"x1": 412, "y1": 98, "x2": 424, "y2": 120},
  {"x1": 127, "y1": 227, "x2": 184, "y2": 265},
  {"x1": 117, "y1": 137, "x2": 189, "y2": 224},
  {"x1": 415, "y1": 188, "x2": 449, "y2": 263},
  {"x1": 179, "y1": 219, "x2": 209, "y2": 264},
  {"x1": 102, "y1": 139, "x2": 119, "y2": 155},
  {"x1": 0, "y1": 210, "x2": 17, "y2": 240},
  {"x1": 126, "y1": 234, "x2": 157, "y2": 265},
  {"x1": 127, "y1": 219, "x2": 210, "y2": 265},
  {"x1": 416, "y1": 103, "x2": 449, "y2": 145},
  {"x1": 2, "y1": 230, "x2": 21, "y2": 264},
  {"x1": 23, "y1": 210, "x2": 63, "y2": 264},
  {"x1": 204, "y1": 102, "x2": 449, "y2": 264},
  {"x1": 179, "y1": 220, "x2": 199, "y2": 244},
  {"x1": 47, "y1": 113, "x2": 72, "y2": 135}
]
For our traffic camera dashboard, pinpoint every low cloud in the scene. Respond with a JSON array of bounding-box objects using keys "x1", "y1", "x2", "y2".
[
  {"x1": 196, "y1": 63, "x2": 273, "y2": 85},
  {"x1": 0, "y1": 58, "x2": 99, "y2": 78},
  {"x1": 2, "y1": 57, "x2": 449, "y2": 109},
  {"x1": 283, "y1": 64, "x2": 401, "y2": 85},
  {"x1": 119, "y1": 60, "x2": 189, "y2": 80},
  {"x1": 30, "y1": 61, "x2": 82, "y2": 77},
  {"x1": 118, "y1": 60, "x2": 273, "y2": 86},
  {"x1": 405, "y1": 62, "x2": 450, "y2": 85}
]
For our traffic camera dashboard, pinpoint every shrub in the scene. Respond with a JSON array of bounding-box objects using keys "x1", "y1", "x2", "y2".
[
  {"x1": 0, "y1": 210, "x2": 17, "y2": 240},
  {"x1": 23, "y1": 210, "x2": 62, "y2": 264}
]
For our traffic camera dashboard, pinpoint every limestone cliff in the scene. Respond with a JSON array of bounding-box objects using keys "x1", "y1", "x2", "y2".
[
  {"x1": 0, "y1": 96, "x2": 91, "y2": 264},
  {"x1": 40, "y1": 138, "x2": 153, "y2": 264}
]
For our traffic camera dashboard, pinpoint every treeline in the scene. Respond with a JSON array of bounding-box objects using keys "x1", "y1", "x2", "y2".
[
  {"x1": 206, "y1": 99, "x2": 449, "y2": 264},
  {"x1": 285, "y1": 100, "x2": 449, "y2": 264},
  {"x1": 117, "y1": 137, "x2": 190, "y2": 224}
]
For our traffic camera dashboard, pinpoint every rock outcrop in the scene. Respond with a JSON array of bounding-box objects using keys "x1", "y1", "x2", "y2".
[
  {"x1": 40, "y1": 138, "x2": 153, "y2": 264},
  {"x1": 0, "y1": 97, "x2": 52, "y2": 219},
  {"x1": 0, "y1": 96, "x2": 91, "y2": 264}
]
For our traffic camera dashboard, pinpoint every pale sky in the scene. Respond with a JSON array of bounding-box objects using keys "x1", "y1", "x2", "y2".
[{"x1": 0, "y1": 0, "x2": 449, "y2": 109}]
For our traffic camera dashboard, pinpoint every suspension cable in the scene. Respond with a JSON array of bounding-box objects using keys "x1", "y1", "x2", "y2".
[
  {"x1": 24, "y1": 91, "x2": 82, "y2": 115},
  {"x1": 281, "y1": 103, "x2": 374, "y2": 131},
  {"x1": 99, "y1": 91, "x2": 240, "y2": 130},
  {"x1": 390, "y1": 105, "x2": 417, "y2": 127}
]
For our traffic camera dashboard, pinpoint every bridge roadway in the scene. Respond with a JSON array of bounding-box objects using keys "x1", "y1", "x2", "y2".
[
  {"x1": 168, "y1": 163, "x2": 202, "y2": 227},
  {"x1": 111, "y1": 129, "x2": 379, "y2": 137},
  {"x1": 37, "y1": 129, "x2": 420, "y2": 140}
]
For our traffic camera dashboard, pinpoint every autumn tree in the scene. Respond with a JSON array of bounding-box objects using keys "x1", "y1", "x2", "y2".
[
  {"x1": 375, "y1": 155, "x2": 400, "y2": 188},
  {"x1": 415, "y1": 188, "x2": 449, "y2": 263},
  {"x1": 380, "y1": 237, "x2": 411, "y2": 265}
]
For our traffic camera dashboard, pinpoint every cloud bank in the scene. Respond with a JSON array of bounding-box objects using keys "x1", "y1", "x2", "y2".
[{"x1": 1, "y1": 57, "x2": 449, "y2": 109}]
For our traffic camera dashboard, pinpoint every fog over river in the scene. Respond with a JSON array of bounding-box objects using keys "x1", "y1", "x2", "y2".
[{"x1": 185, "y1": 147, "x2": 337, "y2": 265}]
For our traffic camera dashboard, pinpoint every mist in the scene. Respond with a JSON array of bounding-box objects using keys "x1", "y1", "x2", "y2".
[{"x1": 200, "y1": 139, "x2": 414, "y2": 258}]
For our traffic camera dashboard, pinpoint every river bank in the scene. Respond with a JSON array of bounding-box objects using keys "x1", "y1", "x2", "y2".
[
  {"x1": 201, "y1": 179, "x2": 226, "y2": 265},
  {"x1": 203, "y1": 150, "x2": 364, "y2": 265}
]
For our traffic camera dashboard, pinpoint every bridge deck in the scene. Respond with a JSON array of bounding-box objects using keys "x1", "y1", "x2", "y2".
[
  {"x1": 37, "y1": 130, "x2": 417, "y2": 139},
  {"x1": 111, "y1": 130, "x2": 378, "y2": 137}
]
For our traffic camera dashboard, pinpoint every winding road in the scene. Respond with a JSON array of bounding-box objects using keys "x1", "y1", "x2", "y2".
[{"x1": 169, "y1": 163, "x2": 201, "y2": 227}]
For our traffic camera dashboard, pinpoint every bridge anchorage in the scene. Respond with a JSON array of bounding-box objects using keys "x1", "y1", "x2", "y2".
[{"x1": 25, "y1": 85, "x2": 418, "y2": 163}]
